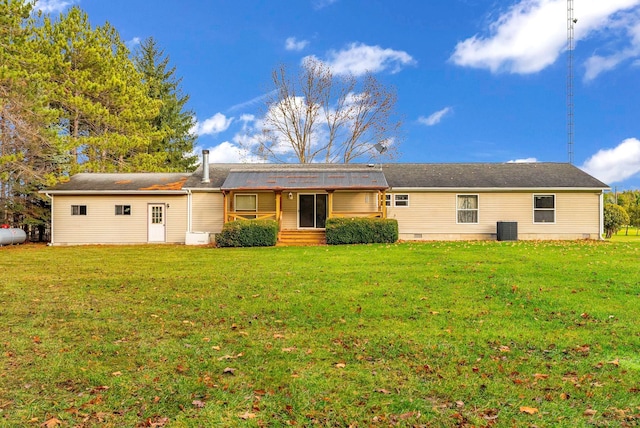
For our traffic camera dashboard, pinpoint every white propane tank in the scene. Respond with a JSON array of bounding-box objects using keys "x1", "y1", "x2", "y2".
[{"x1": 0, "y1": 228, "x2": 27, "y2": 245}]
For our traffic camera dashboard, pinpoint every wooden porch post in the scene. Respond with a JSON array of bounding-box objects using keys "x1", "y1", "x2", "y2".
[
  {"x1": 327, "y1": 190, "x2": 334, "y2": 219},
  {"x1": 381, "y1": 190, "x2": 387, "y2": 219},
  {"x1": 275, "y1": 191, "x2": 282, "y2": 230},
  {"x1": 222, "y1": 191, "x2": 228, "y2": 223}
]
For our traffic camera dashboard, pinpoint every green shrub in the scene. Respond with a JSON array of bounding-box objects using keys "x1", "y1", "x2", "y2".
[
  {"x1": 604, "y1": 203, "x2": 630, "y2": 239},
  {"x1": 325, "y1": 217, "x2": 398, "y2": 245},
  {"x1": 216, "y1": 220, "x2": 278, "y2": 247}
]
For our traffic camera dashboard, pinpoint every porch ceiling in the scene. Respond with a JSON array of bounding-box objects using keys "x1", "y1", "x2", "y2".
[{"x1": 221, "y1": 169, "x2": 388, "y2": 191}]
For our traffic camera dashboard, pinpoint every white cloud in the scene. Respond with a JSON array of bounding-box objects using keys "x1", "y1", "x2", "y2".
[
  {"x1": 313, "y1": 0, "x2": 338, "y2": 10},
  {"x1": 205, "y1": 142, "x2": 246, "y2": 163},
  {"x1": 507, "y1": 157, "x2": 538, "y2": 163},
  {"x1": 193, "y1": 113, "x2": 233, "y2": 136},
  {"x1": 450, "y1": 0, "x2": 640, "y2": 75},
  {"x1": 584, "y1": 19, "x2": 640, "y2": 81},
  {"x1": 581, "y1": 138, "x2": 640, "y2": 183},
  {"x1": 285, "y1": 37, "x2": 310, "y2": 52},
  {"x1": 229, "y1": 91, "x2": 277, "y2": 112},
  {"x1": 305, "y1": 42, "x2": 416, "y2": 76},
  {"x1": 418, "y1": 107, "x2": 453, "y2": 126},
  {"x1": 126, "y1": 37, "x2": 141, "y2": 50},
  {"x1": 34, "y1": 0, "x2": 77, "y2": 13}
]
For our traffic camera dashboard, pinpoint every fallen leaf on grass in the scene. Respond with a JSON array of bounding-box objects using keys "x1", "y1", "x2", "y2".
[
  {"x1": 281, "y1": 347, "x2": 296, "y2": 353},
  {"x1": 335, "y1": 363, "x2": 346, "y2": 369},
  {"x1": 223, "y1": 367, "x2": 236, "y2": 375},
  {"x1": 533, "y1": 373, "x2": 549, "y2": 380},
  {"x1": 519, "y1": 406, "x2": 539, "y2": 415},
  {"x1": 273, "y1": 334, "x2": 285, "y2": 339},
  {"x1": 609, "y1": 359, "x2": 620, "y2": 367},
  {"x1": 111, "y1": 371, "x2": 122, "y2": 377},
  {"x1": 499, "y1": 346, "x2": 511, "y2": 353},
  {"x1": 584, "y1": 409, "x2": 597, "y2": 416},
  {"x1": 238, "y1": 412, "x2": 256, "y2": 420},
  {"x1": 376, "y1": 388, "x2": 392, "y2": 394},
  {"x1": 33, "y1": 336, "x2": 41, "y2": 344},
  {"x1": 192, "y1": 400, "x2": 205, "y2": 408},
  {"x1": 217, "y1": 353, "x2": 243, "y2": 361},
  {"x1": 41, "y1": 417, "x2": 63, "y2": 427}
]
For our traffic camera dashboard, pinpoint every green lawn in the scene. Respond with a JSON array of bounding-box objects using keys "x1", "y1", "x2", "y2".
[
  {"x1": 612, "y1": 227, "x2": 640, "y2": 242},
  {"x1": 1, "y1": 241, "x2": 639, "y2": 427}
]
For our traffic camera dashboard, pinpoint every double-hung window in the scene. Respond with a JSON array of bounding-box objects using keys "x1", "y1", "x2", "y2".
[
  {"x1": 385, "y1": 194, "x2": 409, "y2": 207},
  {"x1": 71, "y1": 205, "x2": 87, "y2": 216},
  {"x1": 235, "y1": 194, "x2": 257, "y2": 219},
  {"x1": 115, "y1": 205, "x2": 131, "y2": 216},
  {"x1": 457, "y1": 195, "x2": 478, "y2": 224},
  {"x1": 534, "y1": 195, "x2": 555, "y2": 223}
]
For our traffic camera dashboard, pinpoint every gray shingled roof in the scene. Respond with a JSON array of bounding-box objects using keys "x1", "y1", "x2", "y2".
[
  {"x1": 381, "y1": 163, "x2": 609, "y2": 189},
  {"x1": 220, "y1": 169, "x2": 387, "y2": 191},
  {"x1": 45, "y1": 163, "x2": 608, "y2": 193},
  {"x1": 46, "y1": 173, "x2": 191, "y2": 193},
  {"x1": 184, "y1": 162, "x2": 608, "y2": 190}
]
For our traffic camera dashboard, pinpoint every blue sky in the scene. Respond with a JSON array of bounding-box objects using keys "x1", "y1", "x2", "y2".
[{"x1": 37, "y1": 0, "x2": 640, "y2": 189}]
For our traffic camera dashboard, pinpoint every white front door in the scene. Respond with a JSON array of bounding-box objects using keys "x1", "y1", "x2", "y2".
[{"x1": 148, "y1": 204, "x2": 166, "y2": 242}]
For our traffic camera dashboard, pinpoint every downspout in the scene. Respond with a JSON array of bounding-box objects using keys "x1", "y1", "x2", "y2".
[
  {"x1": 45, "y1": 193, "x2": 54, "y2": 246},
  {"x1": 186, "y1": 189, "x2": 192, "y2": 233},
  {"x1": 599, "y1": 191, "x2": 604, "y2": 240}
]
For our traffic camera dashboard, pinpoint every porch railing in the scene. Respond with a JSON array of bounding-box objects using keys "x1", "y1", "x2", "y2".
[
  {"x1": 330, "y1": 211, "x2": 384, "y2": 219},
  {"x1": 226, "y1": 211, "x2": 277, "y2": 222}
]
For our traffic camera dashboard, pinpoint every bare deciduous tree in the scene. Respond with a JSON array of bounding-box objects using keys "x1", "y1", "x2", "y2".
[{"x1": 256, "y1": 57, "x2": 402, "y2": 163}]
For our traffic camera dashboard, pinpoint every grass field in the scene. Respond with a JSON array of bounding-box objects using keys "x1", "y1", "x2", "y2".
[{"x1": 1, "y1": 241, "x2": 639, "y2": 427}]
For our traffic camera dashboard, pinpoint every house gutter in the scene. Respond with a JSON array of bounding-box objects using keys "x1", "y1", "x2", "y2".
[
  {"x1": 389, "y1": 187, "x2": 610, "y2": 192},
  {"x1": 40, "y1": 190, "x2": 188, "y2": 195}
]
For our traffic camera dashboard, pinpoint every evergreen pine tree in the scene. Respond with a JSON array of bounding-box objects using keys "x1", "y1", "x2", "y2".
[{"x1": 134, "y1": 37, "x2": 197, "y2": 172}]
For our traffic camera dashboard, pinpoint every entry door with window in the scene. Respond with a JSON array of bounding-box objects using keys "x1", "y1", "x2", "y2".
[
  {"x1": 148, "y1": 204, "x2": 166, "y2": 242},
  {"x1": 299, "y1": 194, "x2": 327, "y2": 229}
]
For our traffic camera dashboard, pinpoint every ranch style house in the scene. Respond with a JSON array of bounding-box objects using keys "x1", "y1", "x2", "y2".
[{"x1": 42, "y1": 150, "x2": 609, "y2": 245}]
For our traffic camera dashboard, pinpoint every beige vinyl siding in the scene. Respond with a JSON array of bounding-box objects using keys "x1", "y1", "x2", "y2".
[
  {"x1": 388, "y1": 191, "x2": 602, "y2": 240},
  {"x1": 281, "y1": 193, "x2": 297, "y2": 230},
  {"x1": 332, "y1": 191, "x2": 379, "y2": 213},
  {"x1": 52, "y1": 195, "x2": 187, "y2": 245},
  {"x1": 191, "y1": 192, "x2": 224, "y2": 233}
]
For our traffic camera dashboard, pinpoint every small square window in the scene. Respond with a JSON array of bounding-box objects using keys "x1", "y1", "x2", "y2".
[
  {"x1": 385, "y1": 194, "x2": 391, "y2": 207},
  {"x1": 394, "y1": 194, "x2": 409, "y2": 207},
  {"x1": 115, "y1": 205, "x2": 131, "y2": 216},
  {"x1": 71, "y1": 205, "x2": 87, "y2": 216}
]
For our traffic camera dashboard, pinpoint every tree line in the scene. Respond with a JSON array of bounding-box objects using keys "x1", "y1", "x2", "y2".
[
  {"x1": 0, "y1": 1, "x2": 196, "y2": 235},
  {"x1": 604, "y1": 190, "x2": 640, "y2": 238}
]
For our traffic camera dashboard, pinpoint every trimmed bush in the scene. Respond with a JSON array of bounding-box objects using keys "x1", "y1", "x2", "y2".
[
  {"x1": 325, "y1": 217, "x2": 398, "y2": 245},
  {"x1": 215, "y1": 220, "x2": 278, "y2": 247}
]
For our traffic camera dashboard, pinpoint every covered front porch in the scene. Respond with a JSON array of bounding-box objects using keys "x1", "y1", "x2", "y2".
[{"x1": 220, "y1": 168, "x2": 389, "y2": 244}]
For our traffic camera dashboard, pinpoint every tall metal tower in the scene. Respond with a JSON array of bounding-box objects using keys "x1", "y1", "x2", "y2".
[{"x1": 567, "y1": 0, "x2": 575, "y2": 164}]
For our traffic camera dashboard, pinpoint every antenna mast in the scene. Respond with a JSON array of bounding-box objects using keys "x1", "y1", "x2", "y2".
[{"x1": 567, "y1": 0, "x2": 575, "y2": 164}]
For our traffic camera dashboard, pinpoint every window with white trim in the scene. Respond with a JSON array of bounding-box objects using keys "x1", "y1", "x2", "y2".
[
  {"x1": 115, "y1": 205, "x2": 131, "y2": 216},
  {"x1": 534, "y1": 195, "x2": 555, "y2": 223},
  {"x1": 457, "y1": 195, "x2": 478, "y2": 223},
  {"x1": 235, "y1": 194, "x2": 257, "y2": 219},
  {"x1": 71, "y1": 205, "x2": 87, "y2": 216},
  {"x1": 386, "y1": 194, "x2": 409, "y2": 207}
]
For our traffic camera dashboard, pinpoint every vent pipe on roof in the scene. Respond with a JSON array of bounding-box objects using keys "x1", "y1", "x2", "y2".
[{"x1": 202, "y1": 149, "x2": 210, "y2": 183}]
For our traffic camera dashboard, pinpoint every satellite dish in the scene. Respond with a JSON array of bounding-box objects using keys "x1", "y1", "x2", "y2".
[{"x1": 374, "y1": 143, "x2": 387, "y2": 154}]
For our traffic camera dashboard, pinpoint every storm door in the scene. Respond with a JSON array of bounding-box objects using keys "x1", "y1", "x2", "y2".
[{"x1": 298, "y1": 194, "x2": 327, "y2": 229}]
